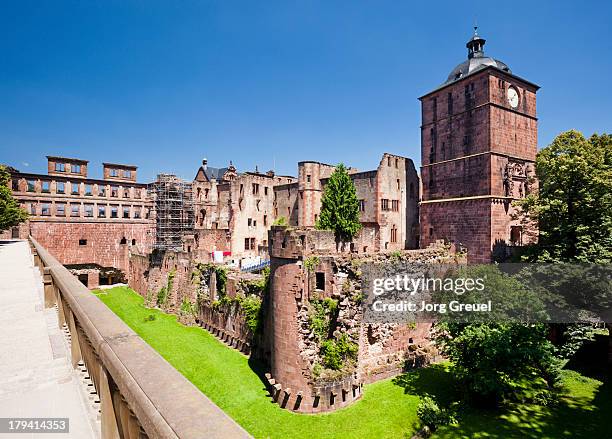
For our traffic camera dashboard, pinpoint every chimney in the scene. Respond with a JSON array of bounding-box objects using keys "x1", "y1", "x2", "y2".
[{"x1": 202, "y1": 158, "x2": 208, "y2": 171}]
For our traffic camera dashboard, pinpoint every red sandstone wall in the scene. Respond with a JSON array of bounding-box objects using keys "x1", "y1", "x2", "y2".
[
  {"x1": 31, "y1": 221, "x2": 154, "y2": 273},
  {"x1": 420, "y1": 199, "x2": 492, "y2": 263},
  {"x1": 269, "y1": 261, "x2": 310, "y2": 392}
]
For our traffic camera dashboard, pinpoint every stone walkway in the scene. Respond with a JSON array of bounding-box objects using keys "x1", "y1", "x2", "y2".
[{"x1": 0, "y1": 240, "x2": 98, "y2": 438}]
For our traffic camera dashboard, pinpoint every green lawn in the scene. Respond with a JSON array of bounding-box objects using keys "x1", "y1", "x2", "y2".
[
  {"x1": 95, "y1": 287, "x2": 421, "y2": 438},
  {"x1": 94, "y1": 286, "x2": 611, "y2": 439},
  {"x1": 431, "y1": 369, "x2": 612, "y2": 439}
]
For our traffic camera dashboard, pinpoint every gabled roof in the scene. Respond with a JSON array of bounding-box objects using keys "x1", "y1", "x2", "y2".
[{"x1": 195, "y1": 166, "x2": 230, "y2": 182}]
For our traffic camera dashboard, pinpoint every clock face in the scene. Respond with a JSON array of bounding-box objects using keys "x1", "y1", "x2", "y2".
[{"x1": 507, "y1": 87, "x2": 519, "y2": 108}]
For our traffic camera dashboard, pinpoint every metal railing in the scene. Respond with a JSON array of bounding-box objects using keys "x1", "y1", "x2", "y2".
[
  {"x1": 29, "y1": 236, "x2": 250, "y2": 439},
  {"x1": 241, "y1": 260, "x2": 270, "y2": 273}
]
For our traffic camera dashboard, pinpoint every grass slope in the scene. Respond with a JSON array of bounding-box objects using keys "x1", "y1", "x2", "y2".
[
  {"x1": 95, "y1": 286, "x2": 611, "y2": 439},
  {"x1": 95, "y1": 287, "x2": 420, "y2": 438}
]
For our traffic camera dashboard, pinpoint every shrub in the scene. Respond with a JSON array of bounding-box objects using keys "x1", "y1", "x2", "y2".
[
  {"x1": 416, "y1": 395, "x2": 456, "y2": 431},
  {"x1": 243, "y1": 266, "x2": 270, "y2": 294},
  {"x1": 215, "y1": 266, "x2": 227, "y2": 297},
  {"x1": 390, "y1": 250, "x2": 402, "y2": 260},
  {"x1": 180, "y1": 297, "x2": 195, "y2": 315},
  {"x1": 272, "y1": 216, "x2": 288, "y2": 226},
  {"x1": 156, "y1": 270, "x2": 176, "y2": 307},
  {"x1": 144, "y1": 314, "x2": 156, "y2": 322},
  {"x1": 434, "y1": 265, "x2": 562, "y2": 406},
  {"x1": 156, "y1": 286, "x2": 167, "y2": 307},
  {"x1": 308, "y1": 296, "x2": 337, "y2": 341},
  {"x1": 304, "y1": 256, "x2": 320, "y2": 273},
  {"x1": 320, "y1": 333, "x2": 358, "y2": 370},
  {"x1": 241, "y1": 295, "x2": 263, "y2": 334}
]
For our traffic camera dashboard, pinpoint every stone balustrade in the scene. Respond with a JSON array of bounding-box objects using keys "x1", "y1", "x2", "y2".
[{"x1": 29, "y1": 236, "x2": 251, "y2": 439}]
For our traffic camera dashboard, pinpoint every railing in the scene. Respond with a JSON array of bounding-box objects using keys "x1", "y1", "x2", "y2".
[
  {"x1": 241, "y1": 260, "x2": 270, "y2": 273},
  {"x1": 29, "y1": 236, "x2": 251, "y2": 439}
]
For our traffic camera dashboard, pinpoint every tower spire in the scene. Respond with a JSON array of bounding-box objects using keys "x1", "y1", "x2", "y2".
[{"x1": 466, "y1": 26, "x2": 486, "y2": 59}]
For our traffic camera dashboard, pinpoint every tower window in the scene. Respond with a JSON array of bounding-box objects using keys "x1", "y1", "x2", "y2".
[
  {"x1": 315, "y1": 272, "x2": 325, "y2": 291},
  {"x1": 79, "y1": 239, "x2": 87, "y2": 246},
  {"x1": 510, "y1": 226, "x2": 523, "y2": 245},
  {"x1": 432, "y1": 97, "x2": 437, "y2": 121}
]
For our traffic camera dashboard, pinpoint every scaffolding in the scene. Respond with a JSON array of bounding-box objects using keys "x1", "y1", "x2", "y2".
[{"x1": 150, "y1": 174, "x2": 194, "y2": 251}]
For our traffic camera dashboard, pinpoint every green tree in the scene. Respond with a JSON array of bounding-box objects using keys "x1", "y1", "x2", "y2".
[
  {"x1": 515, "y1": 131, "x2": 612, "y2": 359},
  {"x1": 517, "y1": 130, "x2": 612, "y2": 262},
  {"x1": 434, "y1": 265, "x2": 561, "y2": 406},
  {"x1": 0, "y1": 165, "x2": 28, "y2": 232},
  {"x1": 315, "y1": 163, "x2": 361, "y2": 242}
]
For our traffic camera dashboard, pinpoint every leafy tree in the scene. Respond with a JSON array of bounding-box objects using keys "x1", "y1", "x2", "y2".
[
  {"x1": 434, "y1": 265, "x2": 561, "y2": 406},
  {"x1": 516, "y1": 130, "x2": 612, "y2": 263},
  {"x1": 438, "y1": 322, "x2": 561, "y2": 406},
  {"x1": 0, "y1": 165, "x2": 28, "y2": 232},
  {"x1": 315, "y1": 163, "x2": 361, "y2": 242},
  {"x1": 515, "y1": 130, "x2": 612, "y2": 358}
]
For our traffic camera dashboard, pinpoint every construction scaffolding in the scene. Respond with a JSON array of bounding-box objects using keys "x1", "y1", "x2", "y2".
[{"x1": 150, "y1": 174, "x2": 194, "y2": 251}]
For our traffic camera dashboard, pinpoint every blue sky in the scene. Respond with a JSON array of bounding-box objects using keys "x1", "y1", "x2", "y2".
[{"x1": 1, "y1": 0, "x2": 610, "y2": 181}]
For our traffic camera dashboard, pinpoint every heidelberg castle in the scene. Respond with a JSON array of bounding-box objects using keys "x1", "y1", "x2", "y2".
[{"x1": 2, "y1": 29, "x2": 538, "y2": 287}]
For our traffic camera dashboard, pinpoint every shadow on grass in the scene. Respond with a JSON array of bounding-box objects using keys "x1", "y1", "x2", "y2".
[
  {"x1": 392, "y1": 362, "x2": 612, "y2": 439},
  {"x1": 392, "y1": 363, "x2": 459, "y2": 406},
  {"x1": 247, "y1": 356, "x2": 275, "y2": 399}
]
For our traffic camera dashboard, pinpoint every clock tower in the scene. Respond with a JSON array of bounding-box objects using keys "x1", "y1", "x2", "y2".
[{"x1": 419, "y1": 28, "x2": 539, "y2": 263}]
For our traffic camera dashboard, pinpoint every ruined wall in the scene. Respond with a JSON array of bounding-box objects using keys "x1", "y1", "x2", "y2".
[
  {"x1": 31, "y1": 221, "x2": 154, "y2": 275},
  {"x1": 229, "y1": 173, "x2": 278, "y2": 259},
  {"x1": 128, "y1": 249, "x2": 264, "y2": 352},
  {"x1": 297, "y1": 162, "x2": 335, "y2": 227},
  {"x1": 273, "y1": 183, "x2": 299, "y2": 226},
  {"x1": 193, "y1": 229, "x2": 230, "y2": 261},
  {"x1": 266, "y1": 226, "x2": 459, "y2": 413},
  {"x1": 192, "y1": 164, "x2": 297, "y2": 261},
  {"x1": 374, "y1": 153, "x2": 420, "y2": 251}
]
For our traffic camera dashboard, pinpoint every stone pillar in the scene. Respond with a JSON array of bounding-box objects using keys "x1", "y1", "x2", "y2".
[
  {"x1": 43, "y1": 268, "x2": 56, "y2": 308},
  {"x1": 88, "y1": 271, "x2": 100, "y2": 290},
  {"x1": 209, "y1": 269, "x2": 217, "y2": 301}
]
